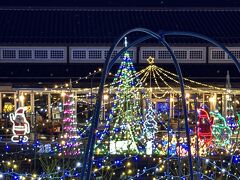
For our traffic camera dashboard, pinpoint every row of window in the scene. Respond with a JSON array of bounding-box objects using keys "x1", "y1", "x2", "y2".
[
  {"x1": 140, "y1": 47, "x2": 206, "y2": 63},
  {"x1": 0, "y1": 48, "x2": 66, "y2": 62},
  {"x1": 70, "y1": 47, "x2": 135, "y2": 63},
  {"x1": 0, "y1": 46, "x2": 239, "y2": 63}
]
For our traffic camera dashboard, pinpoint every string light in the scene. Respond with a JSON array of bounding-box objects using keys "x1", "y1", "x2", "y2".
[{"x1": 1, "y1": 56, "x2": 240, "y2": 179}]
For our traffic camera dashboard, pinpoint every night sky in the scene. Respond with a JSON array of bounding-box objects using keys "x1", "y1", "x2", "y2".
[{"x1": 0, "y1": 0, "x2": 239, "y2": 7}]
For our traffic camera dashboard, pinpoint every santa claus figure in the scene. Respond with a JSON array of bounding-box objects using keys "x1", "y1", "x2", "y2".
[
  {"x1": 10, "y1": 107, "x2": 30, "y2": 142},
  {"x1": 196, "y1": 108, "x2": 213, "y2": 146}
]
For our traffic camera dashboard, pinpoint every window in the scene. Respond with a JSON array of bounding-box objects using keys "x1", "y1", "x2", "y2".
[
  {"x1": 174, "y1": 50, "x2": 187, "y2": 59},
  {"x1": 235, "y1": 95, "x2": 240, "y2": 114},
  {"x1": 2, "y1": 50, "x2": 16, "y2": 59},
  {"x1": 104, "y1": 50, "x2": 118, "y2": 59},
  {"x1": 35, "y1": 50, "x2": 48, "y2": 59},
  {"x1": 72, "y1": 50, "x2": 86, "y2": 59},
  {"x1": 50, "y1": 50, "x2": 64, "y2": 59},
  {"x1": 19, "y1": 50, "x2": 32, "y2": 59},
  {"x1": 212, "y1": 50, "x2": 225, "y2": 60},
  {"x1": 77, "y1": 94, "x2": 90, "y2": 124},
  {"x1": 34, "y1": 93, "x2": 49, "y2": 120},
  {"x1": 190, "y1": 50, "x2": 203, "y2": 59},
  {"x1": 89, "y1": 50, "x2": 102, "y2": 59},
  {"x1": 2, "y1": 93, "x2": 15, "y2": 117},
  {"x1": 228, "y1": 50, "x2": 240, "y2": 59},
  {"x1": 216, "y1": 94, "x2": 223, "y2": 114},
  {"x1": 158, "y1": 50, "x2": 171, "y2": 59},
  {"x1": 142, "y1": 50, "x2": 155, "y2": 59},
  {"x1": 1, "y1": 93, "x2": 15, "y2": 129},
  {"x1": 19, "y1": 92, "x2": 31, "y2": 107},
  {"x1": 50, "y1": 94, "x2": 63, "y2": 120}
]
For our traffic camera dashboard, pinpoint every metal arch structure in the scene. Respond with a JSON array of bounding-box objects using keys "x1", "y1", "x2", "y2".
[{"x1": 81, "y1": 28, "x2": 240, "y2": 180}]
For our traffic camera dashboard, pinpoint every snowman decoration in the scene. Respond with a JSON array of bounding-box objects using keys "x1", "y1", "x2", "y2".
[{"x1": 10, "y1": 107, "x2": 30, "y2": 142}]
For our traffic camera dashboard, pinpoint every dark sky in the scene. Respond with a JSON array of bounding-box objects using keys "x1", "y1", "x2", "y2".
[{"x1": 0, "y1": 0, "x2": 239, "y2": 7}]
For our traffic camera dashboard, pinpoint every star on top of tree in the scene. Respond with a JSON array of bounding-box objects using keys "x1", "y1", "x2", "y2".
[{"x1": 147, "y1": 56, "x2": 155, "y2": 64}]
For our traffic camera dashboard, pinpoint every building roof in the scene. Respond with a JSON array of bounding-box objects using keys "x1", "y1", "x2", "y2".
[
  {"x1": 0, "y1": 0, "x2": 239, "y2": 8},
  {"x1": 0, "y1": 7, "x2": 239, "y2": 87},
  {"x1": 0, "y1": 7, "x2": 240, "y2": 44}
]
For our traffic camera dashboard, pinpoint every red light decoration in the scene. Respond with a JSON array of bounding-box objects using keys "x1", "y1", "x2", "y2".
[{"x1": 196, "y1": 108, "x2": 213, "y2": 145}]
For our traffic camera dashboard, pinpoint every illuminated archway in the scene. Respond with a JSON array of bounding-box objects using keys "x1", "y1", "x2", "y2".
[{"x1": 81, "y1": 28, "x2": 240, "y2": 180}]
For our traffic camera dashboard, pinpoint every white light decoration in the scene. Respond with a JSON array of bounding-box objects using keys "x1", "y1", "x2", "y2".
[
  {"x1": 103, "y1": 94, "x2": 109, "y2": 101},
  {"x1": 143, "y1": 103, "x2": 158, "y2": 155},
  {"x1": 9, "y1": 107, "x2": 30, "y2": 142},
  {"x1": 185, "y1": 93, "x2": 190, "y2": 99},
  {"x1": 221, "y1": 168, "x2": 226, "y2": 173},
  {"x1": 205, "y1": 159, "x2": 209, "y2": 164},
  {"x1": 76, "y1": 162, "x2": 82, "y2": 168},
  {"x1": 38, "y1": 144, "x2": 52, "y2": 154},
  {"x1": 110, "y1": 140, "x2": 138, "y2": 154},
  {"x1": 19, "y1": 95, "x2": 25, "y2": 102}
]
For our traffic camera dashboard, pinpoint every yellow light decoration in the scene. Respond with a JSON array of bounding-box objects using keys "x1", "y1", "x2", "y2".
[
  {"x1": 147, "y1": 56, "x2": 155, "y2": 64},
  {"x1": 126, "y1": 162, "x2": 131, "y2": 167},
  {"x1": 127, "y1": 169, "x2": 133, "y2": 175},
  {"x1": 19, "y1": 95, "x2": 24, "y2": 102},
  {"x1": 3, "y1": 103, "x2": 13, "y2": 113}
]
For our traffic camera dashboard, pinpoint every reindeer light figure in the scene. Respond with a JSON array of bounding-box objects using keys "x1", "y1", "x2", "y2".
[{"x1": 10, "y1": 107, "x2": 30, "y2": 142}]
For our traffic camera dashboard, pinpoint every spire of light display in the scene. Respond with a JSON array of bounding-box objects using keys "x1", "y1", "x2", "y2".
[{"x1": 62, "y1": 81, "x2": 80, "y2": 156}]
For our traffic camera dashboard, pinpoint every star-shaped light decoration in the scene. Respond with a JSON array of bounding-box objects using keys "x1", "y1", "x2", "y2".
[{"x1": 147, "y1": 56, "x2": 155, "y2": 64}]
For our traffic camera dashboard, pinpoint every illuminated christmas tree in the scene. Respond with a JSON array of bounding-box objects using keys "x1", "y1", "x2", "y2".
[
  {"x1": 109, "y1": 52, "x2": 144, "y2": 154},
  {"x1": 96, "y1": 52, "x2": 144, "y2": 155}
]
